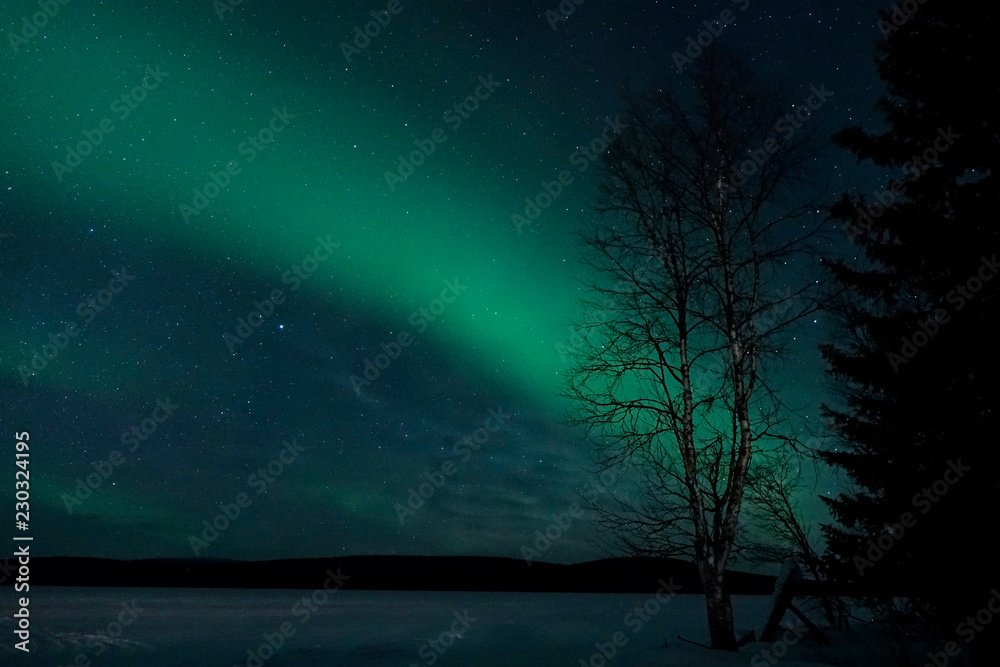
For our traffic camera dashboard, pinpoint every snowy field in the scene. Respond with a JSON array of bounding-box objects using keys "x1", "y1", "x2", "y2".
[{"x1": 1, "y1": 587, "x2": 932, "y2": 666}]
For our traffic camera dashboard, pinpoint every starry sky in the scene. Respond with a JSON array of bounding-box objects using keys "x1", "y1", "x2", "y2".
[{"x1": 1, "y1": 0, "x2": 887, "y2": 563}]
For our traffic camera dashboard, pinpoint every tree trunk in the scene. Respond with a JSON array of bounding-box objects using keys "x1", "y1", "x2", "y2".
[{"x1": 702, "y1": 569, "x2": 738, "y2": 651}]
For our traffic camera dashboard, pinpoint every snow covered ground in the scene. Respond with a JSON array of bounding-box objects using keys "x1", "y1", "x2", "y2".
[{"x1": 0, "y1": 587, "x2": 936, "y2": 666}]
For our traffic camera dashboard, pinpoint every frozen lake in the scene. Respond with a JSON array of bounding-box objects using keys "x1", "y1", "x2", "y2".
[{"x1": 1, "y1": 587, "x2": 916, "y2": 666}]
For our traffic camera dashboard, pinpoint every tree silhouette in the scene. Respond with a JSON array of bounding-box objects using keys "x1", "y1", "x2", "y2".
[
  {"x1": 820, "y1": 2, "x2": 1000, "y2": 661},
  {"x1": 563, "y1": 51, "x2": 828, "y2": 651}
]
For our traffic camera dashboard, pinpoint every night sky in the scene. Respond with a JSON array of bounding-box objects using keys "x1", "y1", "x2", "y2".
[{"x1": 2, "y1": 0, "x2": 887, "y2": 563}]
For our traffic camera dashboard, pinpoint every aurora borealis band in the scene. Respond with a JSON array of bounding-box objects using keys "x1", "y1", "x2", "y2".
[{"x1": 1, "y1": 0, "x2": 886, "y2": 562}]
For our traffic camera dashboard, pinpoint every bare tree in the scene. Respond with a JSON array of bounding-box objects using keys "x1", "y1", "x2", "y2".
[
  {"x1": 562, "y1": 52, "x2": 830, "y2": 650},
  {"x1": 742, "y1": 455, "x2": 852, "y2": 630}
]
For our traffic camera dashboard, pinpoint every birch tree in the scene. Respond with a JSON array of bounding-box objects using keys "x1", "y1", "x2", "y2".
[{"x1": 563, "y1": 52, "x2": 828, "y2": 650}]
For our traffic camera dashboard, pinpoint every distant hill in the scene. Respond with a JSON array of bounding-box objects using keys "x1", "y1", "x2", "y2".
[{"x1": 1, "y1": 555, "x2": 784, "y2": 594}]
